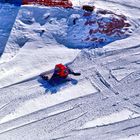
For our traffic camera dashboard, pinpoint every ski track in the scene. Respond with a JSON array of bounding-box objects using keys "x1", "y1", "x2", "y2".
[
  {"x1": 98, "y1": 0, "x2": 140, "y2": 10},
  {"x1": 0, "y1": 0, "x2": 140, "y2": 140}
]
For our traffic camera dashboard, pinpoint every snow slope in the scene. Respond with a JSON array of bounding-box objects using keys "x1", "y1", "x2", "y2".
[
  {"x1": 0, "y1": 0, "x2": 140, "y2": 140},
  {"x1": 0, "y1": 3, "x2": 20, "y2": 55}
]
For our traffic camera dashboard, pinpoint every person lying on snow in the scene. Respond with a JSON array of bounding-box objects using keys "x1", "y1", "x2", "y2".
[
  {"x1": 41, "y1": 63, "x2": 81, "y2": 82},
  {"x1": 53, "y1": 63, "x2": 81, "y2": 79}
]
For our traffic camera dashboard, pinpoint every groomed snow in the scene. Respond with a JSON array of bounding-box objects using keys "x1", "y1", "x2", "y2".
[
  {"x1": 81, "y1": 109, "x2": 140, "y2": 129},
  {"x1": 0, "y1": 79, "x2": 97, "y2": 124},
  {"x1": 0, "y1": 0, "x2": 140, "y2": 140},
  {"x1": 119, "y1": 134, "x2": 140, "y2": 140}
]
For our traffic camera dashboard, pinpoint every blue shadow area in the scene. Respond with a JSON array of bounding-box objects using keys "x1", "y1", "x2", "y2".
[
  {"x1": 0, "y1": 1, "x2": 21, "y2": 56},
  {"x1": 38, "y1": 76, "x2": 78, "y2": 94},
  {"x1": 0, "y1": 0, "x2": 22, "y2": 6}
]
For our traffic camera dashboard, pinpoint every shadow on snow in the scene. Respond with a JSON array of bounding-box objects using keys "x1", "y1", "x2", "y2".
[
  {"x1": 38, "y1": 76, "x2": 78, "y2": 94},
  {"x1": 0, "y1": 1, "x2": 21, "y2": 56}
]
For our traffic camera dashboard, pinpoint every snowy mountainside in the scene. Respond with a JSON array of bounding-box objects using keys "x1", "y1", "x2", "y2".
[
  {"x1": 0, "y1": 3, "x2": 20, "y2": 55},
  {"x1": 0, "y1": 3, "x2": 133, "y2": 87},
  {"x1": 0, "y1": 2, "x2": 133, "y2": 62},
  {"x1": 0, "y1": 0, "x2": 140, "y2": 140}
]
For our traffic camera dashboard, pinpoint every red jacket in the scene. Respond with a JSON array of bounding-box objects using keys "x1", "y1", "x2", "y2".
[{"x1": 54, "y1": 64, "x2": 69, "y2": 78}]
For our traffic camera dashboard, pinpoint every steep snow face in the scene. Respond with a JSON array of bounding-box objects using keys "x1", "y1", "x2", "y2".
[
  {"x1": 0, "y1": 6, "x2": 81, "y2": 63},
  {"x1": 0, "y1": 5, "x2": 81, "y2": 87},
  {"x1": 0, "y1": 3, "x2": 133, "y2": 63},
  {"x1": 0, "y1": 3, "x2": 20, "y2": 56},
  {"x1": 62, "y1": 9, "x2": 132, "y2": 48}
]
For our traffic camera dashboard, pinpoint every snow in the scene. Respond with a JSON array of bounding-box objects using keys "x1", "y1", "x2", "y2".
[
  {"x1": 81, "y1": 109, "x2": 140, "y2": 129},
  {"x1": 71, "y1": 0, "x2": 93, "y2": 6},
  {"x1": 0, "y1": 3, "x2": 19, "y2": 55},
  {"x1": 0, "y1": 79, "x2": 97, "y2": 124},
  {"x1": 119, "y1": 134, "x2": 140, "y2": 140},
  {"x1": 0, "y1": 0, "x2": 140, "y2": 139}
]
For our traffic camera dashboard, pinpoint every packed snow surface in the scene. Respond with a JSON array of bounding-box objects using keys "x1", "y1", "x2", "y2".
[{"x1": 0, "y1": 0, "x2": 140, "y2": 139}]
